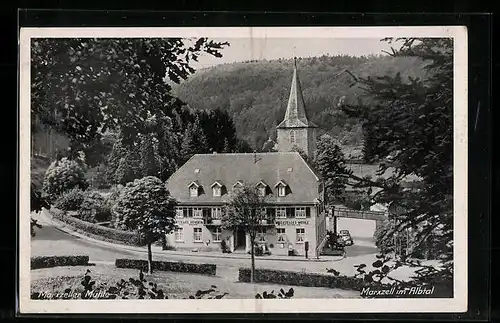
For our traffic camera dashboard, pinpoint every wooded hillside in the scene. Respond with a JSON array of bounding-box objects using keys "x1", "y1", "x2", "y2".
[{"x1": 172, "y1": 54, "x2": 428, "y2": 154}]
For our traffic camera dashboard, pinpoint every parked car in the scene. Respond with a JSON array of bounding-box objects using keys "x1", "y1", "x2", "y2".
[{"x1": 339, "y1": 230, "x2": 354, "y2": 246}]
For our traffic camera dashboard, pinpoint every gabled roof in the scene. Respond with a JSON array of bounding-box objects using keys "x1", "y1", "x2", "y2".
[
  {"x1": 210, "y1": 180, "x2": 224, "y2": 188},
  {"x1": 274, "y1": 180, "x2": 288, "y2": 188},
  {"x1": 255, "y1": 180, "x2": 268, "y2": 188},
  {"x1": 166, "y1": 152, "x2": 322, "y2": 204},
  {"x1": 232, "y1": 180, "x2": 244, "y2": 187},
  {"x1": 277, "y1": 58, "x2": 318, "y2": 129},
  {"x1": 187, "y1": 180, "x2": 201, "y2": 188}
]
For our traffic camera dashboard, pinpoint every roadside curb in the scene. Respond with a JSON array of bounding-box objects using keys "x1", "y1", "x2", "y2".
[{"x1": 37, "y1": 210, "x2": 338, "y2": 263}]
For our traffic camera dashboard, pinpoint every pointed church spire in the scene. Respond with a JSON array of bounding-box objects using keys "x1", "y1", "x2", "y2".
[{"x1": 277, "y1": 57, "x2": 317, "y2": 129}]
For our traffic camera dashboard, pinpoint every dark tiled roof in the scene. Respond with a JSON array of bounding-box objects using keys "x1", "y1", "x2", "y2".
[{"x1": 166, "y1": 152, "x2": 322, "y2": 205}]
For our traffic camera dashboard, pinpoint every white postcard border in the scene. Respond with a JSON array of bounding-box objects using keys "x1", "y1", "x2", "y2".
[{"x1": 18, "y1": 26, "x2": 468, "y2": 314}]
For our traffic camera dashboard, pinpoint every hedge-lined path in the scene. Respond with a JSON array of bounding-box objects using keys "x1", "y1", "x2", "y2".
[
  {"x1": 32, "y1": 209, "x2": 428, "y2": 281},
  {"x1": 31, "y1": 264, "x2": 360, "y2": 299}
]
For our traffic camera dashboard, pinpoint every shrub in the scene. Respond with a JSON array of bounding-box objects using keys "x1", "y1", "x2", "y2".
[
  {"x1": 31, "y1": 255, "x2": 89, "y2": 269},
  {"x1": 42, "y1": 157, "x2": 89, "y2": 202},
  {"x1": 115, "y1": 259, "x2": 216, "y2": 276},
  {"x1": 51, "y1": 209, "x2": 143, "y2": 246},
  {"x1": 31, "y1": 269, "x2": 228, "y2": 300},
  {"x1": 373, "y1": 219, "x2": 395, "y2": 254},
  {"x1": 238, "y1": 268, "x2": 377, "y2": 291},
  {"x1": 77, "y1": 191, "x2": 111, "y2": 223},
  {"x1": 54, "y1": 188, "x2": 85, "y2": 211}
]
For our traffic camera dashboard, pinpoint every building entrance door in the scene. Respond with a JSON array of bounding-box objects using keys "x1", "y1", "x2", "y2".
[{"x1": 235, "y1": 228, "x2": 246, "y2": 250}]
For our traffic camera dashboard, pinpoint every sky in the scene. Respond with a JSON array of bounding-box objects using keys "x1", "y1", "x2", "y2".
[{"x1": 191, "y1": 38, "x2": 397, "y2": 69}]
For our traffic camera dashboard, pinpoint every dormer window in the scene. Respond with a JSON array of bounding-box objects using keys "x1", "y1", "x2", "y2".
[
  {"x1": 256, "y1": 181, "x2": 268, "y2": 197},
  {"x1": 274, "y1": 180, "x2": 289, "y2": 197},
  {"x1": 211, "y1": 181, "x2": 224, "y2": 197},
  {"x1": 188, "y1": 181, "x2": 201, "y2": 197},
  {"x1": 232, "y1": 180, "x2": 244, "y2": 191}
]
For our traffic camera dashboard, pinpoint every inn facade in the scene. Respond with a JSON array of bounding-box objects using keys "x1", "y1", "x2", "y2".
[{"x1": 165, "y1": 59, "x2": 329, "y2": 258}]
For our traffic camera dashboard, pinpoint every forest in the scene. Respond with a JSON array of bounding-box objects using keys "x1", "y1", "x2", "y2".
[{"x1": 172, "y1": 54, "x2": 428, "y2": 155}]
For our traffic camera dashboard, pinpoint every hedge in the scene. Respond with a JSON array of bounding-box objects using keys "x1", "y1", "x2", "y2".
[
  {"x1": 115, "y1": 259, "x2": 216, "y2": 276},
  {"x1": 50, "y1": 208, "x2": 143, "y2": 246},
  {"x1": 31, "y1": 255, "x2": 89, "y2": 269},
  {"x1": 238, "y1": 268, "x2": 374, "y2": 291}
]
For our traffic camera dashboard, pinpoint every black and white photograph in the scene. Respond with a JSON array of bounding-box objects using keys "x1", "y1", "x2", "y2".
[{"x1": 19, "y1": 26, "x2": 468, "y2": 314}]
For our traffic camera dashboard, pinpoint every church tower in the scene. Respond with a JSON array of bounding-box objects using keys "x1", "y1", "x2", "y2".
[{"x1": 276, "y1": 58, "x2": 318, "y2": 159}]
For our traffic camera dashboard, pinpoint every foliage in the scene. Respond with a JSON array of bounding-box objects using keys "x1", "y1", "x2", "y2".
[
  {"x1": 326, "y1": 230, "x2": 345, "y2": 250},
  {"x1": 115, "y1": 259, "x2": 216, "y2": 276},
  {"x1": 31, "y1": 155, "x2": 51, "y2": 212},
  {"x1": 51, "y1": 208, "x2": 143, "y2": 246},
  {"x1": 255, "y1": 287, "x2": 294, "y2": 299},
  {"x1": 173, "y1": 55, "x2": 427, "y2": 151},
  {"x1": 31, "y1": 269, "x2": 228, "y2": 300},
  {"x1": 31, "y1": 255, "x2": 89, "y2": 269},
  {"x1": 312, "y1": 134, "x2": 352, "y2": 203},
  {"x1": 112, "y1": 176, "x2": 177, "y2": 273},
  {"x1": 32, "y1": 38, "x2": 229, "y2": 156},
  {"x1": 42, "y1": 157, "x2": 89, "y2": 202},
  {"x1": 179, "y1": 115, "x2": 209, "y2": 164},
  {"x1": 54, "y1": 188, "x2": 85, "y2": 211},
  {"x1": 341, "y1": 38, "x2": 454, "y2": 284},
  {"x1": 30, "y1": 218, "x2": 43, "y2": 237},
  {"x1": 373, "y1": 219, "x2": 395, "y2": 254},
  {"x1": 222, "y1": 184, "x2": 269, "y2": 282},
  {"x1": 238, "y1": 268, "x2": 371, "y2": 291},
  {"x1": 351, "y1": 254, "x2": 453, "y2": 297},
  {"x1": 77, "y1": 191, "x2": 111, "y2": 223},
  {"x1": 220, "y1": 239, "x2": 231, "y2": 253}
]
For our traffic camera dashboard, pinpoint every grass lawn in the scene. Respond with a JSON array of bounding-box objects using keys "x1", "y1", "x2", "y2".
[{"x1": 31, "y1": 265, "x2": 360, "y2": 299}]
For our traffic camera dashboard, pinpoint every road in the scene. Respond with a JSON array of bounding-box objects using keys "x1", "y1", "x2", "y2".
[{"x1": 31, "y1": 213, "x2": 380, "y2": 278}]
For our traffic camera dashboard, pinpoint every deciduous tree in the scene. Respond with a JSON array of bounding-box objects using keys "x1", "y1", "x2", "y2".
[
  {"x1": 112, "y1": 176, "x2": 177, "y2": 274},
  {"x1": 222, "y1": 184, "x2": 269, "y2": 283}
]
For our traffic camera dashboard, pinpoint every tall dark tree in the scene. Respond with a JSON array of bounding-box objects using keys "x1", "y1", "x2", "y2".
[
  {"x1": 31, "y1": 38, "x2": 229, "y2": 156},
  {"x1": 312, "y1": 134, "x2": 351, "y2": 203},
  {"x1": 341, "y1": 38, "x2": 454, "y2": 288}
]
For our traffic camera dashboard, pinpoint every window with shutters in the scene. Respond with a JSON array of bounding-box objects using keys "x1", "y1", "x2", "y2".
[
  {"x1": 193, "y1": 208, "x2": 203, "y2": 218},
  {"x1": 276, "y1": 207, "x2": 287, "y2": 218},
  {"x1": 295, "y1": 207, "x2": 306, "y2": 218}
]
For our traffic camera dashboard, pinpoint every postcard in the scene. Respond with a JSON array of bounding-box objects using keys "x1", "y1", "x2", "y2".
[{"x1": 19, "y1": 25, "x2": 467, "y2": 314}]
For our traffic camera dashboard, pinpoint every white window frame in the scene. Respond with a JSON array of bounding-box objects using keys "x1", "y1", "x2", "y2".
[
  {"x1": 212, "y1": 186, "x2": 221, "y2": 197},
  {"x1": 213, "y1": 227, "x2": 222, "y2": 242},
  {"x1": 193, "y1": 227, "x2": 203, "y2": 242},
  {"x1": 278, "y1": 185, "x2": 286, "y2": 197},
  {"x1": 175, "y1": 207, "x2": 184, "y2": 218},
  {"x1": 174, "y1": 227, "x2": 184, "y2": 242},
  {"x1": 277, "y1": 228, "x2": 286, "y2": 243},
  {"x1": 189, "y1": 186, "x2": 198, "y2": 197},
  {"x1": 296, "y1": 227, "x2": 305, "y2": 243},
  {"x1": 193, "y1": 208, "x2": 203, "y2": 218},
  {"x1": 276, "y1": 207, "x2": 287, "y2": 219},
  {"x1": 295, "y1": 207, "x2": 306, "y2": 218},
  {"x1": 211, "y1": 207, "x2": 222, "y2": 219}
]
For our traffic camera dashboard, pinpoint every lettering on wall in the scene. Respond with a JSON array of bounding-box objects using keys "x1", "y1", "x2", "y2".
[
  {"x1": 176, "y1": 219, "x2": 204, "y2": 225},
  {"x1": 275, "y1": 220, "x2": 310, "y2": 226}
]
